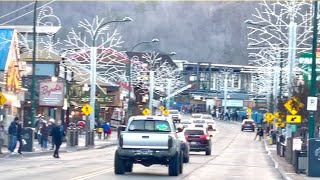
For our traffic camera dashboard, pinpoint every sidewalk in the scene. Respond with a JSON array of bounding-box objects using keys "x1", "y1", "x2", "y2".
[
  {"x1": 0, "y1": 132, "x2": 118, "y2": 158},
  {"x1": 263, "y1": 140, "x2": 319, "y2": 180}
]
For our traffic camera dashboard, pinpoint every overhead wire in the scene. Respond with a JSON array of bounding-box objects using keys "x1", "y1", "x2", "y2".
[
  {"x1": 0, "y1": 2, "x2": 35, "y2": 20},
  {"x1": 0, "y1": 0, "x2": 56, "y2": 25}
]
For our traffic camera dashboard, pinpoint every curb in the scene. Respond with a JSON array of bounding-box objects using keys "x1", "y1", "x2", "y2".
[
  {"x1": 263, "y1": 140, "x2": 292, "y2": 180},
  {"x1": 0, "y1": 142, "x2": 117, "y2": 158}
]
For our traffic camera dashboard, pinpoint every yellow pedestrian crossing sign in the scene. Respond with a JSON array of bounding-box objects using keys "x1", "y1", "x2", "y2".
[
  {"x1": 142, "y1": 108, "x2": 150, "y2": 116},
  {"x1": 159, "y1": 106, "x2": 165, "y2": 111},
  {"x1": 286, "y1": 115, "x2": 302, "y2": 123},
  {"x1": 246, "y1": 108, "x2": 251, "y2": 115},
  {"x1": 284, "y1": 97, "x2": 304, "y2": 115},
  {"x1": 0, "y1": 92, "x2": 7, "y2": 106},
  {"x1": 81, "y1": 104, "x2": 92, "y2": 116}
]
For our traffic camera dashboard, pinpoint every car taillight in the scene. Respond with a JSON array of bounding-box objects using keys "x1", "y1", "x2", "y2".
[
  {"x1": 253, "y1": 123, "x2": 255, "y2": 126},
  {"x1": 119, "y1": 134, "x2": 123, "y2": 148},
  {"x1": 200, "y1": 134, "x2": 209, "y2": 140},
  {"x1": 168, "y1": 136, "x2": 173, "y2": 148},
  {"x1": 185, "y1": 136, "x2": 188, "y2": 139}
]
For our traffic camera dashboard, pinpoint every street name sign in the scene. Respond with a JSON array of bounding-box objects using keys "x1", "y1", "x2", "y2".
[
  {"x1": 81, "y1": 104, "x2": 92, "y2": 116},
  {"x1": 307, "y1": 96, "x2": 317, "y2": 111},
  {"x1": 286, "y1": 115, "x2": 302, "y2": 123}
]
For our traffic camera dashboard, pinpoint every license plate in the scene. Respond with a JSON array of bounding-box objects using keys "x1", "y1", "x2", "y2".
[
  {"x1": 137, "y1": 149, "x2": 153, "y2": 155},
  {"x1": 190, "y1": 142, "x2": 197, "y2": 145}
]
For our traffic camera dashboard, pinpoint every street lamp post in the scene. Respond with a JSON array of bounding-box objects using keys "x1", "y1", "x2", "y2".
[
  {"x1": 30, "y1": 0, "x2": 38, "y2": 127},
  {"x1": 127, "y1": 38, "x2": 159, "y2": 120},
  {"x1": 88, "y1": 17, "x2": 131, "y2": 146},
  {"x1": 221, "y1": 68, "x2": 233, "y2": 119},
  {"x1": 308, "y1": 0, "x2": 318, "y2": 139}
]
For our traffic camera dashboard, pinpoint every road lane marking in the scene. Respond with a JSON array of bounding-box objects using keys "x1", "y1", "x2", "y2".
[
  {"x1": 13, "y1": 168, "x2": 26, "y2": 171},
  {"x1": 69, "y1": 168, "x2": 113, "y2": 180}
]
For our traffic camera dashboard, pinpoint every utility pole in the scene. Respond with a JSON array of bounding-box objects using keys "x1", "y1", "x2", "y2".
[{"x1": 166, "y1": 79, "x2": 172, "y2": 110}]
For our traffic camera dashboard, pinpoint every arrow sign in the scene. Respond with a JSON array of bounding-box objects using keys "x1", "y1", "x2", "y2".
[{"x1": 286, "y1": 115, "x2": 301, "y2": 123}]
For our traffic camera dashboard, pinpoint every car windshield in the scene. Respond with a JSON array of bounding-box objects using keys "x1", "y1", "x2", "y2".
[
  {"x1": 169, "y1": 111, "x2": 179, "y2": 114},
  {"x1": 193, "y1": 120, "x2": 205, "y2": 123},
  {"x1": 201, "y1": 115, "x2": 212, "y2": 119},
  {"x1": 184, "y1": 129, "x2": 205, "y2": 136},
  {"x1": 128, "y1": 120, "x2": 171, "y2": 132},
  {"x1": 192, "y1": 114, "x2": 202, "y2": 118},
  {"x1": 244, "y1": 121, "x2": 254, "y2": 124}
]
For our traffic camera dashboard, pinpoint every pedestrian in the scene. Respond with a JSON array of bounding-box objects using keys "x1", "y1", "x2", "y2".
[
  {"x1": 0, "y1": 121, "x2": 6, "y2": 154},
  {"x1": 102, "y1": 122, "x2": 109, "y2": 139},
  {"x1": 258, "y1": 128, "x2": 264, "y2": 141},
  {"x1": 51, "y1": 121, "x2": 63, "y2": 158},
  {"x1": 17, "y1": 120, "x2": 23, "y2": 154},
  {"x1": 97, "y1": 125, "x2": 103, "y2": 140},
  {"x1": 35, "y1": 115, "x2": 43, "y2": 146},
  {"x1": 47, "y1": 118, "x2": 56, "y2": 150},
  {"x1": 8, "y1": 117, "x2": 19, "y2": 153},
  {"x1": 40, "y1": 121, "x2": 48, "y2": 150},
  {"x1": 107, "y1": 123, "x2": 111, "y2": 139}
]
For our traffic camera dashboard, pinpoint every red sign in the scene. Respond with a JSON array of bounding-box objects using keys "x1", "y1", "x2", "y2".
[{"x1": 39, "y1": 81, "x2": 64, "y2": 106}]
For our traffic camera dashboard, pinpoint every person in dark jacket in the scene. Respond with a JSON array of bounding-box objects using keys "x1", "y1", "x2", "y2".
[
  {"x1": 51, "y1": 121, "x2": 63, "y2": 158},
  {"x1": 40, "y1": 121, "x2": 48, "y2": 150},
  {"x1": 17, "y1": 121, "x2": 23, "y2": 154},
  {"x1": 8, "y1": 117, "x2": 19, "y2": 153}
]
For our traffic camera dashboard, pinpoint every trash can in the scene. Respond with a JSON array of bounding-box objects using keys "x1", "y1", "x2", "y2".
[
  {"x1": 307, "y1": 138, "x2": 320, "y2": 177},
  {"x1": 117, "y1": 125, "x2": 126, "y2": 139},
  {"x1": 293, "y1": 150, "x2": 307, "y2": 174},
  {"x1": 21, "y1": 128, "x2": 34, "y2": 152},
  {"x1": 67, "y1": 128, "x2": 78, "y2": 147}
]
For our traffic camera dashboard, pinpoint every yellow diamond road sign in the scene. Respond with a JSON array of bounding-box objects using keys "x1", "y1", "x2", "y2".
[
  {"x1": 0, "y1": 92, "x2": 7, "y2": 106},
  {"x1": 246, "y1": 108, "x2": 251, "y2": 114},
  {"x1": 81, "y1": 104, "x2": 92, "y2": 116},
  {"x1": 274, "y1": 112, "x2": 280, "y2": 119},
  {"x1": 159, "y1": 106, "x2": 165, "y2": 111},
  {"x1": 163, "y1": 110, "x2": 169, "y2": 116},
  {"x1": 142, "y1": 108, "x2": 150, "y2": 116},
  {"x1": 284, "y1": 97, "x2": 304, "y2": 115},
  {"x1": 264, "y1": 113, "x2": 274, "y2": 121},
  {"x1": 286, "y1": 115, "x2": 302, "y2": 123}
]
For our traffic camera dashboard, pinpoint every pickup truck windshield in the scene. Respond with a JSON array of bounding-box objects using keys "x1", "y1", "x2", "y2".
[{"x1": 128, "y1": 120, "x2": 171, "y2": 132}]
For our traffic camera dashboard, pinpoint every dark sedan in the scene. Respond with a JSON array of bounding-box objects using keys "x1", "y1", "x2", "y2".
[{"x1": 183, "y1": 127, "x2": 212, "y2": 155}]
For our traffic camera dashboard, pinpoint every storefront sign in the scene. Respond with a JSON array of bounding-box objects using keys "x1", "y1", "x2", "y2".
[
  {"x1": 39, "y1": 81, "x2": 64, "y2": 106},
  {"x1": 222, "y1": 100, "x2": 243, "y2": 107}
]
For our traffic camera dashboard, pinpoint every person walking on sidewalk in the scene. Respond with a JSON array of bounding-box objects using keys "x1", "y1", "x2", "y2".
[
  {"x1": 0, "y1": 121, "x2": 6, "y2": 154},
  {"x1": 47, "y1": 119, "x2": 56, "y2": 150},
  {"x1": 8, "y1": 117, "x2": 19, "y2": 153},
  {"x1": 40, "y1": 121, "x2": 49, "y2": 150},
  {"x1": 102, "y1": 122, "x2": 110, "y2": 140},
  {"x1": 106, "y1": 123, "x2": 112, "y2": 139},
  {"x1": 17, "y1": 120, "x2": 23, "y2": 154},
  {"x1": 51, "y1": 121, "x2": 63, "y2": 158}
]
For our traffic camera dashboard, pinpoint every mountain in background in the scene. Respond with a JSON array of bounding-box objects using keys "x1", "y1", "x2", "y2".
[{"x1": 0, "y1": 1, "x2": 260, "y2": 65}]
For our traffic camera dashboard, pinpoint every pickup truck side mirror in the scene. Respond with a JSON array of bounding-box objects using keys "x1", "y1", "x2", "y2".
[{"x1": 176, "y1": 127, "x2": 183, "y2": 133}]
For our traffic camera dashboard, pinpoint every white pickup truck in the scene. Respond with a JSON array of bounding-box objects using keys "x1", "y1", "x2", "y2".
[{"x1": 114, "y1": 116, "x2": 183, "y2": 176}]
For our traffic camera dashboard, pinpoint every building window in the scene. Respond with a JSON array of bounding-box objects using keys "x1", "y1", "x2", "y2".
[
  {"x1": 189, "y1": 75, "x2": 197, "y2": 81},
  {"x1": 233, "y1": 74, "x2": 240, "y2": 89}
]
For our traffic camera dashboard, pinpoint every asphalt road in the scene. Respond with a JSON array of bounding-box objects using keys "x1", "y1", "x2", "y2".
[{"x1": 0, "y1": 120, "x2": 282, "y2": 180}]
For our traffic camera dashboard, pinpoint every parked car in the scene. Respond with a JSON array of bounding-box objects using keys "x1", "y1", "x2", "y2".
[
  {"x1": 241, "y1": 119, "x2": 255, "y2": 132},
  {"x1": 183, "y1": 127, "x2": 212, "y2": 155},
  {"x1": 201, "y1": 115, "x2": 216, "y2": 131},
  {"x1": 115, "y1": 116, "x2": 183, "y2": 176},
  {"x1": 168, "y1": 110, "x2": 182, "y2": 123},
  {"x1": 178, "y1": 120, "x2": 191, "y2": 129},
  {"x1": 177, "y1": 132, "x2": 190, "y2": 163},
  {"x1": 191, "y1": 119, "x2": 208, "y2": 129}
]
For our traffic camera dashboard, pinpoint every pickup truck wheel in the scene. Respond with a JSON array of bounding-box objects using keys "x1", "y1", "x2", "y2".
[
  {"x1": 124, "y1": 161, "x2": 133, "y2": 172},
  {"x1": 179, "y1": 151, "x2": 183, "y2": 174},
  {"x1": 168, "y1": 152, "x2": 179, "y2": 176},
  {"x1": 114, "y1": 151, "x2": 125, "y2": 174}
]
